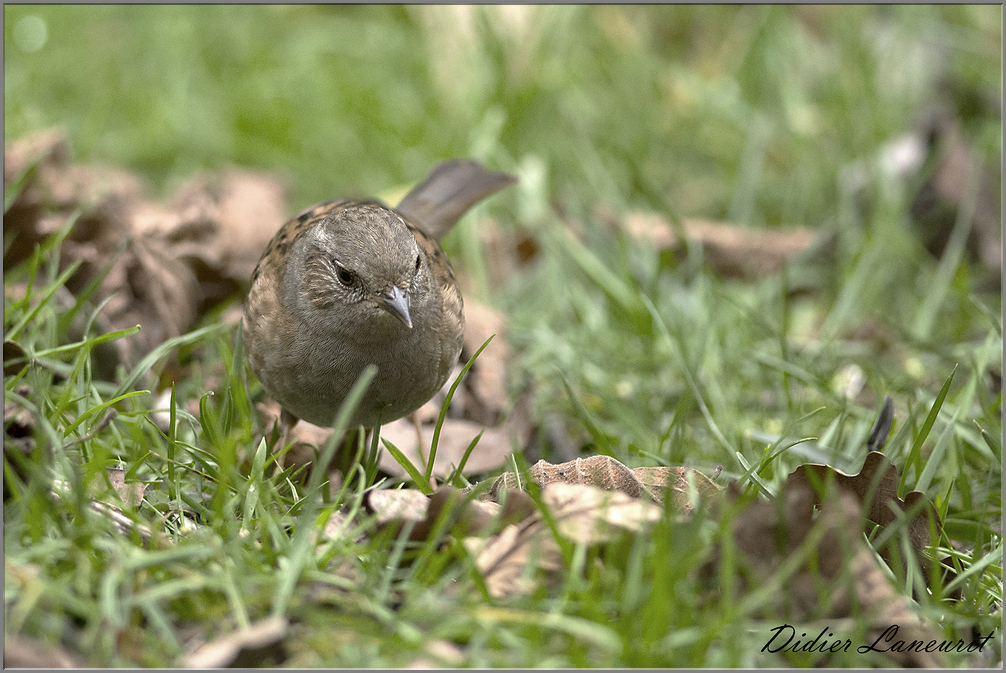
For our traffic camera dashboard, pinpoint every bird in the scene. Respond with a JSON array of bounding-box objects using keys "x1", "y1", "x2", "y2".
[{"x1": 242, "y1": 160, "x2": 516, "y2": 433}]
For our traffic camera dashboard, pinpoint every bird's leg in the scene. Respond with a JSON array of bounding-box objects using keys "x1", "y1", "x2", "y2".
[{"x1": 273, "y1": 407, "x2": 299, "y2": 473}]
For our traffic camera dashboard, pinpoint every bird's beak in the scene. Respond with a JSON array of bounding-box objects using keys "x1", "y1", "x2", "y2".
[{"x1": 378, "y1": 285, "x2": 412, "y2": 328}]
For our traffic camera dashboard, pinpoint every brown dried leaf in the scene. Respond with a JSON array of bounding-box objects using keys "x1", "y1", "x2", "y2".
[
  {"x1": 3, "y1": 126, "x2": 68, "y2": 186},
  {"x1": 407, "y1": 302, "x2": 516, "y2": 429},
  {"x1": 424, "y1": 486, "x2": 500, "y2": 538},
  {"x1": 482, "y1": 456, "x2": 721, "y2": 514},
  {"x1": 95, "y1": 236, "x2": 202, "y2": 368},
  {"x1": 457, "y1": 302, "x2": 510, "y2": 426},
  {"x1": 462, "y1": 481, "x2": 664, "y2": 600},
  {"x1": 214, "y1": 168, "x2": 291, "y2": 284},
  {"x1": 4, "y1": 130, "x2": 290, "y2": 372},
  {"x1": 99, "y1": 468, "x2": 145, "y2": 508},
  {"x1": 630, "y1": 465, "x2": 723, "y2": 512},
  {"x1": 787, "y1": 451, "x2": 943, "y2": 553},
  {"x1": 620, "y1": 212, "x2": 817, "y2": 279},
  {"x1": 377, "y1": 393, "x2": 532, "y2": 480},
  {"x1": 367, "y1": 486, "x2": 530, "y2": 543},
  {"x1": 463, "y1": 516, "x2": 564, "y2": 600},
  {"x1": 544, "y1": 482, "x2": 661, "y2": 545},
  {"x1": 320, "y1": 508, "x2": 354, "y2": 542},
  {"x1": 377, "y1": 417, "x2": 508, "y2": 478},
  {"x1": 4, "y1": 130, "x2": 142, "y2": 266},
  {"x1": 727, "y1": 477, "x2": 946, "y2": 667},
  {"x1": 529, "y1": 455, "x2": 644, "y2": 495},
  {"x1": 368, "y1": 488, "x2": 431, "y2": 527}
]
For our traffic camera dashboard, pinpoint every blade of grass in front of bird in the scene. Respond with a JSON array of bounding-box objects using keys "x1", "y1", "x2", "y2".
[
  {"x1": 447, "y1": 427, "x2": 486, "y2": 487},
  {"x1": 383, "y1": 437, "x2": 432, "y2": 495},
  {"x1": 365, "y1": 423, "x2": 383, "y2": 487},
  {"x1": 241, "y1": 437, "x2": 268, "y2": 531},
  {"x1": 426, "y1": 334, "x2": 495, "y2": 483}
]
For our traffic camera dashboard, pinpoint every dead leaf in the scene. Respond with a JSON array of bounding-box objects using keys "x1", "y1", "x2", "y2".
[
  {"x1": 214, "y1": 169, "x2": 291, "y2": 283},
  {"x1": 4, "y1": 129, "x2": 289, "y2": 374},
  {"x1": 368, "y1": 488, "x2": 431, "y2": 527},
  {"x1": 630, "y1": 464, "x2": 723, "y2": 512},
  {"x1": 618, "y1": 211, "x2": 818, "y2": 279},
  {"x1": 455, "y1": 302, "x2": 510, "y2": 427},
  {"x1": 183, "y1": 616, "x2": 288, "y2": 668},
  {"x1": 377, "y1": 415, "x2": 521, "y2": 478},
  {"x1": 422, "y1": 486, "x2": 500, "y2": 538},
  {"x1": 4, "y1": 129, "x2": 141, "y2": 269},
  {"x1": 544, "y1": 482, "x2": 661, "y2": 545},
  {"x1": 479, "y1": 456, "x2": 721, "y2": 514},
  {"x1": 461, "y1": 481, "x2": 665, "y2": 600},
  {"x1": 320, "y1": 508, "x2": 354, "y2": 542},
  {"x1": 3, "y1": 126, "x2": 68, "y2": 186},
  {"x1": 724, "y1": 476, "x2": 946, "y2": 667},
  {"x1": 95, "y1": 468, "x2": 145, "y2": 508},
  {"x1": 458, "y1": 462, "x2": 716, "y2": 600},
  {"x1": 367, "y1": 486, "x2": 531, "y2": 544},
  {"x1": 463, "y1": 516, "x2": 564, "y2": 600},
  {"x1": 107, "y1": 237, "x2": 202, "y2": 364},
  {"x1": 787, "y1": 451, "x2": 942, "y2": 553}
]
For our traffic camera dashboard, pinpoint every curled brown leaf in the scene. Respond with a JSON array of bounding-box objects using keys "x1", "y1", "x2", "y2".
[
  {"x1": 723, "y1": 472, "x2": 946, "y2": 667},
  {"x1": 788, "y1": 451, "x2": 943, "y2": 553}
]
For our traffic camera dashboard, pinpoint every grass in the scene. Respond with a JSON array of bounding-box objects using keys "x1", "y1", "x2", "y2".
[{"x1": 4, "y1": 5, "x2": 1002, "y2": 668}]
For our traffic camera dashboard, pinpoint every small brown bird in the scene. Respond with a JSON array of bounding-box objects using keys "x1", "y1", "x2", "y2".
[{"x1": 242, "y1": 160, "x2": 515, "y2": 431}]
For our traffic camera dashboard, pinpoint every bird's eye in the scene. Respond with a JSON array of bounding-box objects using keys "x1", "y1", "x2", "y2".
[
  {"x1": 414, "y1": 254, "x2": 421, "y2": 272},
  {"x1": 336, "y1": 265, "x2": 354, "y2": 286}
]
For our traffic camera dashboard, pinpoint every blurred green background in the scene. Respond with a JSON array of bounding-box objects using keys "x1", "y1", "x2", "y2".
[{"x1": 5, "y1": 5, "x2": 1000, "y2": 219}]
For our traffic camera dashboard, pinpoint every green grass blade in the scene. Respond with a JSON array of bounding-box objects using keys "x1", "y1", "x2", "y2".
[
  {"x1": 383, "y1": 437, "x2": 432, "y2": 495},
  {"x1": 426, "y1": 334, "x2": 494, "y2": 482},
  {"x1": 272, "y1": 364, "x2": 376, "y2": 619},
  {"x1": 914, "y1": 406, "x2": 960, "y2": 494},
  {"x1": 112, "y1": 323, "x2": 223, "y2": 400},
  {"x1": 899, "y1": 366, "x2": 957, "y2": 495},
  {"x1": 447, "y1": 427, "x2": 486, "y2": 486}
]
